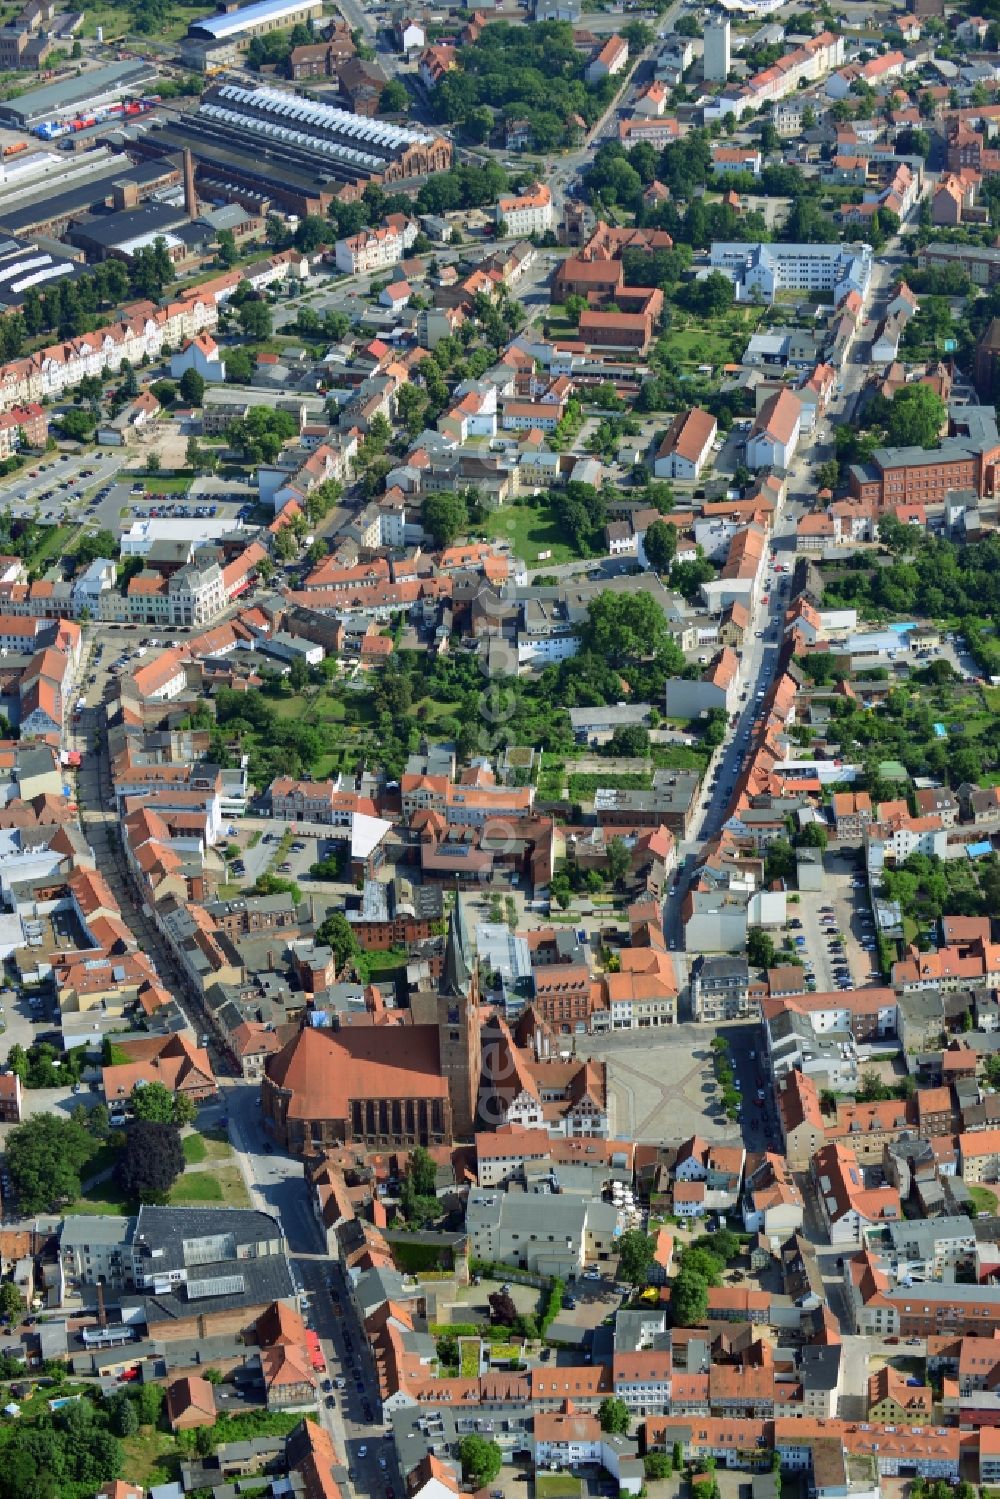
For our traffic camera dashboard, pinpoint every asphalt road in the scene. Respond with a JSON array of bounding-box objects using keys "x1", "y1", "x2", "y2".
[{"x1": 223, "y1": 1081, "x2": 390, "y2": 1495}]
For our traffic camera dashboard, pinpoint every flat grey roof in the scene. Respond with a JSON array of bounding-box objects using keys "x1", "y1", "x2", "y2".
[{"x1": 0, "y1": 60, "x2": 155, "y2": 124}]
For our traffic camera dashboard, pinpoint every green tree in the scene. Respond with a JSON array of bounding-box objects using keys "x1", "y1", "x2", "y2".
[
  {"x1": 606, "y1": 836, "x2": 631, "y2": 889},
  {"x1": 616, "y1": 1228, "x2": 655, "y2": 1285},
  {"x1": 75, "y1": 529, "x2": 118, "y2": 568},
  {"x1": 380, "y1": 79, "x2": 409, "y2": 112},
  {"x1": 130, "y1": 1080, "x2": 177, "y2": 1124},
  {"x1": 670, "y1": 1267, "x2": 709, "y2": 1326},
  {"x1": 459, "y1": 1436, "x2": 502, "y2": 1488},
  {"x1": 237, "y1": 299, "x2": 272, "y2": 340},
  {"x1": 598, "y1": 1396, "x2": 631, "y2": 1435},
  {"x1": 858, "y1": 1069, "x2": 890, "y2": 1103},
  {"x1": 106, "y1": 1391, "x2": 139, "y2": 1437},
  {"x1": 679, "y1": 1245, "x2": 724, "y2": 1286},
  {"x1": 217, "y1": 229, "x2": 238, "y2": 268},
  {"x1": 274, "y1": 524, "x2": 297, "y2": 561},
  {"x1": 409, "y1": 1145, "x2": 438, "y2": 1196},
  {"x1": 116, "y1": 1119, "x2": 185, "y2": 1203},
  {"x1": 316, "y1": 910, "x2": 367, "y2": 979},
  {"x1": 179, "y1": 368, "x2": 206, "y2": 406},
  {"x1": 136, "y1": 1383, "x2": 164, "y2": 1426},
  {"x1": 61, "y1": 407, "x2": 96, "y2": 442},
  {"x1": 644, "y1": 519, "x2": 677, "y2": 573},
  {"x1": 150, "y1": 379, "x2": 175, "y2": 406},
  {"x1": 564, "y1": 293, "x2": 588, "y2": 326},
  {"x1": 293, "y1": 214, "x2": 328, "y2": 254},
  {"x1": 764, "y1": 838, "x2": 796, "y2": 885},
  {"x1": 0, "y1": 1280, "x2": 23, "y2": 1323},
  {"x1": 6, "y1": 1113, "x2": 94, "y2": 1213},
  {"x1": 225, "y1": 347, "x2": 253, "y2": 383},
  {"x1": 422, "y1": 491, "x2": 468, "y2": 547},
  {"x1": 583, "y1": 591, "x2": 679, "y2": 671},
  {"x1": 747, "y1": 928, "x2": 776, "y2": 968},
  {"x1": 645, "y1": 1453, "x2": 672, "y2": 1479},
  {"x1": 670, "y1": 555, "x2": 715, "y2": 604},
  {"x1": 816, "y1": 458, "x2": 840, "y2": 491},
  {"x1": 886, "y1": 384, "x2": 947, "y2": 449}
]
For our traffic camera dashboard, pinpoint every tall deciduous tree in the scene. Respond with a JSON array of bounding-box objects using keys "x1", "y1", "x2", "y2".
[
  {"x1": 116, "y1": 1119, "x2": 184, "y2": 1203},
  {"x1": 6, "y1": 1113, "x2": 94, "y2": 1213}
]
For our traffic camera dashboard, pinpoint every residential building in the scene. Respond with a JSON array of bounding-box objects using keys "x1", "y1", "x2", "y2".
[
  {"x1": 689, "y1": 955, "x2": 751, "y2": 1022},
  {"x1": 496, "y1": 183, "x2": 553, "y2": 238},
  {"x1": 335, "y1": 223, "x2": 408, "y2": 276},
  {"x1": 586, "y1": 34, "x2": 628, "y2": 82},
  {"x1": 746, "y1": 389, "x2": 802, "y2": 471},
  {"x1": 653, "y1": 407, "x2": 717, "y2": 480}
]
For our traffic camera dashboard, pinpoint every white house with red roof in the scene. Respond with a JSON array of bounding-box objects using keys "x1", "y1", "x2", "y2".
[{"x1": 170, "y1": 332, "x2": 226, "y2": 383}]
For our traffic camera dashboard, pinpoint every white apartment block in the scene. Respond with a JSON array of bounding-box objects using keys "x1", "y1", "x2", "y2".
[
  {"x1": 334, "y1": 225, "x2": 405, "y2": 275},
  {"x1": 496, "y1": 182, "x2": 554, "y2": 238},
  {"x1": 710, "y1": 241, "x2": 873, "y2": 304},
  {"x1": 0, "y1": 295, "x2": 217, "y2": 415}
]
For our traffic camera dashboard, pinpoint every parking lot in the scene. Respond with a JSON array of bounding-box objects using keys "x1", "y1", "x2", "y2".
[
  {"x1": 229, "y1": 830, "x2": 325, "y2": 888},
  {"x1": 4, "y1": 449, "x2": 124, "y2": 522},
  {"x1": 783, "y1": 852, "x2": 883, "y2": 993}
]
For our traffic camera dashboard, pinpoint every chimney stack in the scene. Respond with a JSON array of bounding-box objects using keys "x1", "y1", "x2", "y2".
[
  {"x1": 182, "y1": 148, "x2": 198, "y2": 221},
  {"x1": 96, "y1": 1281, "x2": 107, "y2": 1328}
]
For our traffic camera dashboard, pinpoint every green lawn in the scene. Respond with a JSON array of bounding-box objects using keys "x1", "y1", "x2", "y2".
[
  {"x1": 28, "y1": 524, "x2": 75, "y2": 571},
  {"x1": 182, "y1": 1133, "x2": 207, "y2": 1164},
  {"x1": 411, "y1": 696, "x2": 462, "y2": 731},
  {"x1": 71, "y1": 1141, "x2": 247, "y2": 1213},
  {"x1": 67, "y1": 1181, "x2": 132, "y2": 1216},
  {"x1": 968, "y1": 1183, "x2": 998, "y2": 1216},
  {"x1": 168, "y1": 1163, "x2": 250, "y2": 1207},
  {"x1": 536, "y1": 1477, "x2": 582, "y2": 1499},
  {"x1": 486, "y1": 505, "x2": 581, "y2": 566},
  {"x1": 168, "y1": 1173, "x2": 223, "y2": 1203},
  {"x1": 183, "y1": 1128, "x2": 235, "y2": 1165},
  {"x1": 120, "y1": 1428, "x2": 182, "y2": 1489},
  {"x1": 654, "y1": 744, "x2": 711, "y2": 771},
  {"x1": 125, "y1": 474, "x2": 192, "y2": 492}
]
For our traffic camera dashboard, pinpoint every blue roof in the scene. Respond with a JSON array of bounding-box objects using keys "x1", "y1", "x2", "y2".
[{"x1": 967, "y1": 840, "x2": 992, "y2": 859}]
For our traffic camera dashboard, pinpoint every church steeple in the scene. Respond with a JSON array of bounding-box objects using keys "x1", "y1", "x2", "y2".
[{"x1": 441, "y1": 886, "x2": 473, "y2": 998}]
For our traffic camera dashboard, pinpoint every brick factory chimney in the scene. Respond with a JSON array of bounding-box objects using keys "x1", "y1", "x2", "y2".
[{"x1": 183, "y1": 148, "x2": 198, "y2": 221}]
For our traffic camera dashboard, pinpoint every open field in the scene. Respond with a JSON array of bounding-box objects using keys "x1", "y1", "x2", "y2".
[{"x1": 486, "y1": 505, "x2": 580, "y2": 566}]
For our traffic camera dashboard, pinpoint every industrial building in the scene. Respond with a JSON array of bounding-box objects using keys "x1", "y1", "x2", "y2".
[
  {"x1": 180, "y1": 0, "x2": 324, "y2": 72},
  {"x1": 0, "y1": 233, "x2": 86, "y2": 308},
  {"x1": 0, "y1": 147, "x2": 182, "y2": 242},
  {"x1": 128, "y1": 83, "x2": 452, "y2": 216},
  {"x1": 0, "y1": 59, "x2": 156, "y2": 127},
  {"x1": 67, "y1": 200, "x2": 213, "y2": 264}
]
